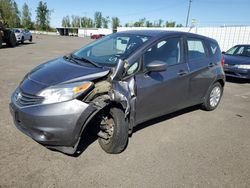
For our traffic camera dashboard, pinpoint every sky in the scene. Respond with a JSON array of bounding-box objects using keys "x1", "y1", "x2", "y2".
[{"x1": 15, "y1": 0, "x2": 250, "y2": 27}]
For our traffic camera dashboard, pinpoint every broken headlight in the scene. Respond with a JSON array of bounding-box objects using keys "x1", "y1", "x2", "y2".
[{"x1": 38, "y1": 82, "x2": 93, "y2": 104}]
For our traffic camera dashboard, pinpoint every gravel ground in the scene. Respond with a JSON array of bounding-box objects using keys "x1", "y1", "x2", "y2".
[{"x1": 0, "y1": 34, "x2": 250, "y2": 188}]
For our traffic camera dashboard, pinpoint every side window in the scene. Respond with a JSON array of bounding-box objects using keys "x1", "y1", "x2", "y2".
[
  {"x1": 144, "y1": 38, "x2": 181, "y2": 67},
  {"x1": 187, "y1": 38, "x2": 206, "y2": 60},
  {"x1": 126, "y1": 61, "x2": 139, "y2": 76},
  {"x1": 235, "y1": 46, "x2": 244, "y2": 55}
]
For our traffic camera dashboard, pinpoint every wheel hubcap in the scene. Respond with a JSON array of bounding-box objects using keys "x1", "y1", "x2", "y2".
[{"x1": 209, "y1": 86, "x2": 221, "y2": 107}]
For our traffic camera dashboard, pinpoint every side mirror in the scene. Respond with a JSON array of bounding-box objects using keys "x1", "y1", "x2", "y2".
[
  {"x1": 146, "y1": 60, "x2": 167, "y2": 72},
  {"x1": 222, "y1": 51, "x2": 225, "y2": 54}
]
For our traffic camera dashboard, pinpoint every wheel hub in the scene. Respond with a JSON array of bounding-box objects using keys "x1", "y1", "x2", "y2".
[
  {"x1": 209, "y1": 86, "x2": 221, "y2": 107},
  {"x1": 99, "y1": 115, "x2": 114, "y2": 144}
]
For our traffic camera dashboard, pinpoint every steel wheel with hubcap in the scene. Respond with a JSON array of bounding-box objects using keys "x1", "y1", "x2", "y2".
[{"x1": 98, "y1": 107, "x2": 129, "y2": 154}]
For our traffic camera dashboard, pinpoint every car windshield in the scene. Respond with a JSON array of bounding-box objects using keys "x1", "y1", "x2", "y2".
[
  {"x1": 73, "y1": 33, "x2": 151, "y2": 66},
  {"x1": 225, "y1": 45, "x2": 250, "y2": 57}
]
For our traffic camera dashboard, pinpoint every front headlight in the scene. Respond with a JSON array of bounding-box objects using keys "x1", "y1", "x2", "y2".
[
  {"x1": 235, "y1": 64, "x2": 250, "y2": 69},
  {"x1": 38, "y1": 81, "x2": 93, "y2": 104}
]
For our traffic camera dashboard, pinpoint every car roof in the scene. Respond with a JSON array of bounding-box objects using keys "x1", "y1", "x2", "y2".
[
  {"x1": 233, "y1": 44, "x2": 250, "y2": 47},
  {"x1": 118, "y1": 30, "x2": 217, "y2": 42},
  {"x1": 118, "y1": 30, "x2": 183, "y2": 37}
]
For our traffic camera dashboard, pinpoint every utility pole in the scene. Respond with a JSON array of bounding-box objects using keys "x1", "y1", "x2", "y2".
[{"x1": 185, "y1": 0, "x2": 192, "y2": 27}]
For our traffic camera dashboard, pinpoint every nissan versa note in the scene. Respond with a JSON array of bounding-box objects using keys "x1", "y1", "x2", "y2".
[{"x1": 10, "y1": 30, "x2": 225, "y2": 154}]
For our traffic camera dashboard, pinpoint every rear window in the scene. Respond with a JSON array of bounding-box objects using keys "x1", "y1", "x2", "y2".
[{"x1": 187, "y1": 39, "x2": 206, "y2": 60}]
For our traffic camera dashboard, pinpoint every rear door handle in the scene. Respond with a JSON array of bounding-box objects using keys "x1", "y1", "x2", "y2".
[{"x1": 178, "y1": 70, "x2": 188, "y2": 76}]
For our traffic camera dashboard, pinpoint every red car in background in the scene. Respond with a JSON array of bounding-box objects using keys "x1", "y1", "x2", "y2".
[{"x1": 91, "y1": 34, "x2": 105, "y2": 39}]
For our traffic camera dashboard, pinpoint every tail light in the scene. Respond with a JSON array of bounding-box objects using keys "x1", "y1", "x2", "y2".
[{"x1": 221, "y1": 54, "x2": 225, "y2": 67}]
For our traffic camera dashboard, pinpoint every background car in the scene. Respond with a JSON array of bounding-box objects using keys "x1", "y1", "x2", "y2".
[
  {"x1": 223, "y1": 44, "x2": 250, "y2": 79},
  {"x1": 13, "y1": 28, "x2": 32, "y2": 44},
  {"x1": 91, "y1": 34, "x2": 105, "y2": 39}
]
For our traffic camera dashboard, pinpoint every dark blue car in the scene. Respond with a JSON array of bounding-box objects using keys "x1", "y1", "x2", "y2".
[{"x1": 223, "y1": 45, "x2": 250, "y2": 79}]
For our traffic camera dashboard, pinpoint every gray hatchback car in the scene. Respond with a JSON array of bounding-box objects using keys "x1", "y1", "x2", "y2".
[{"x1": 10, "y1": 30, "x2": 225, "y2": 154}]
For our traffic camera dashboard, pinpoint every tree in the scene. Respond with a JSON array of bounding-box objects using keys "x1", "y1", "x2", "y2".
[
  {"x1": 61, "y1": 15, "x2": 70, "y2": 27},
  {"x1": 21, "y1": 3, "x2": 32, "y2": 29},
  {"x1": 146, "y1": 20, "x2": 153, "y2": 27},
  {"x1": 133, "y1": 18, "x2": 146, "y2": 27},
  {"x1": 81, "y1": 16, "x2": 94, "y2": 28},
  {"x1": 13, "y1": 1, "x2": 20, "y2": 27},
  {"x1": 0, "y1": 0, "x2": 21, "y2": 27},
  {"x1": 154, "y1": 19, "x2": 163, "y2": 27},
  {"x1": 36, "y1": 1, "x2": 51, "y2": 31},
  {"x1": 102, "y1": 16, "x2": 110, "y2": 28},
  {"x1": 87, "y1": 18, "x2": 94, "y2": 28},
  {"x1": 71, "y1": 15, "x2": 80, "y2": 27},
  {"x1": 166, "y1": 21, "x2": 176, "y2": 27},
  {"x1": 176, "y1": 24, "x2": 183, "y2": 27},
  {"x1": 81, "y1": 17, "x2": 88, "y2": 28},
  {"x1": 94, "y1": 11, "x2": 102, "y2": 28},
  {"x1": 124, "y1": 23, "x2": 129, "y2": 27},
  {"x1": 112, "y1": 17, "x2": 120, "y2": 31}
]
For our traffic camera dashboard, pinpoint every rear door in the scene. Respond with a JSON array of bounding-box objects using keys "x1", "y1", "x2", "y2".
[
  {"x1": 185, "y1": 37, "x2": 216, "y2": 105},
  {"x1": 135, "y1": 36, "x2": 190, "y2": 124}
]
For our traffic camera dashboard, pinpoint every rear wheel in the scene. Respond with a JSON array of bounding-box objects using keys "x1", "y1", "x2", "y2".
[
  {"x1": 98, "y1": 107, "x2": 129, "y2": 154},
  {"x1": 21, "y1": 36, "x2": 24, "y2": 44},
  {"x1": 0, "y1": 34, "x2": 2, "y2": 48},
  {"x1": 201, "y1": 82, "x2": 223, "y2": 111},
  {"x1": 6, "y1": 31, "x2": 16, "y2": 47}
]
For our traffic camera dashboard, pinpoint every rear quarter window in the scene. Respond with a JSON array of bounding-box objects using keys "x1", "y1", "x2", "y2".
[
  {"x1": 187, "y1": 39, "x2": 206, "y2": 60},
  {"x1": 208, "y1": 41, "x2": 221, "y2": 59}
]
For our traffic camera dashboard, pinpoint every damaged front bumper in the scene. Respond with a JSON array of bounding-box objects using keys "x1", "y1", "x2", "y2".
[{"x1": 10, "y1": 95, "x2": 97, "y2": 154}]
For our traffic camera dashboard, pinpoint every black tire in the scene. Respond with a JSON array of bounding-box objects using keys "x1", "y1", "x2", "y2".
[
  {"x1": 6, "y1": 31, "x2": 16, "y2": 47},
  {"x1": 98, "y1": 107, "x2": 129, "y2": 154},
  {"x1": 29, "y1": 36, "x2": 32, "y2": 42},
  {"x1": 21, "y1": 36, "x2": 24, "y2": 44},
  {"x1": 201, "y1": 82, "x2": 223, "y2": 111},
  {"x1": 0, "y1": 34, "x2": 2, "y2": 49}
]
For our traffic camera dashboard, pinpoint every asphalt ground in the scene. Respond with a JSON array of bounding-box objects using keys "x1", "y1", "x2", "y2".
[{"x1": 0, "y1": 35, "x2": 250, "y2": 188}]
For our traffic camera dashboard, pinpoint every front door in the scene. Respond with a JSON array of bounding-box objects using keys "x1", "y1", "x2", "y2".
[{"x1": 135, "y1": 37, "x2": 190, "y2": 124}]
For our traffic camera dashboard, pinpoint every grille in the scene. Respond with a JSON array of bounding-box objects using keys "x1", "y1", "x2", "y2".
[{"x1": 14, "y1": 90, "x2": 44, "y2": 106}]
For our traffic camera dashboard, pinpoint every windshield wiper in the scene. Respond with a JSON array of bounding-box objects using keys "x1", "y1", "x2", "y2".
[
  {"x1": 70, "y1": 54, "x2": 100, "y2": 67},
  {"x1": 64, "y1": 55, "x2": 82, "y2": 65}
]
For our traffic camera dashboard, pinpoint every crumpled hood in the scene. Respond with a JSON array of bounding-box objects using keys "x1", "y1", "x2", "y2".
[
  {"x1": 19, "y1": 57, "x2": 110, "y2": 95},
  {"x1": 224, "y1": 55, "x2": 250, "y2": 65}
]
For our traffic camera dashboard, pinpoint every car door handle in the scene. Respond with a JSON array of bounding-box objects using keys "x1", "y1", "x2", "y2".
[
  {"x1": 208, "y1": 63, "x2": 215, "y2": 68},
  {"x1": 178, "y1": 70, "x2": 188, "y2": 76}
]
